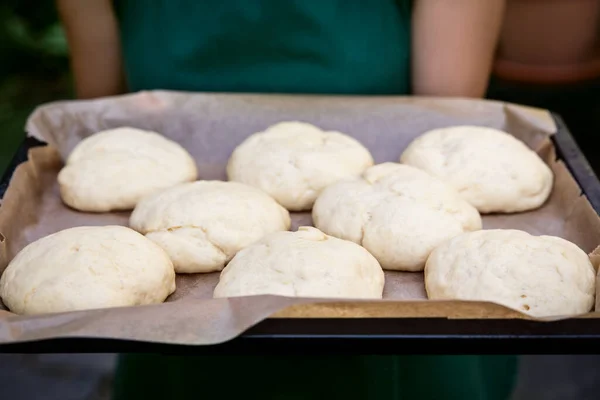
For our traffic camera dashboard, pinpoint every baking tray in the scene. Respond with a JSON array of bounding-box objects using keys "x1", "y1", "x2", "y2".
[{"x1": 1, "y1": 113, "x2": 600, "y2": 354}]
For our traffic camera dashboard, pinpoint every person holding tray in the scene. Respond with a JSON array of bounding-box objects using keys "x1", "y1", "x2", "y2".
[{"x1": 56, "y1": 0, "x2": 515, "y2": 399}]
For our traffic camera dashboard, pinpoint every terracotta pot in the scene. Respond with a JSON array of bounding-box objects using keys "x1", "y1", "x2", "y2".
[
  {"x1": 495, "y1": 0, "x2": 600, "y2": 83},
  {"x1": 499, "y1": 0, "x2": 600, "y2": 65},
  {"x1": 494, "y1": 56, "x2": 600, "y2": 84}
]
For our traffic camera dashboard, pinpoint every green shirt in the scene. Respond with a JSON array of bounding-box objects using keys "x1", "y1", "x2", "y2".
[
  {"x1": 117, "y1": 0, "x2": 412, "y2": 94},
  {"x1": 113, "y1": 2, "x2": 517, "y2": 399}
]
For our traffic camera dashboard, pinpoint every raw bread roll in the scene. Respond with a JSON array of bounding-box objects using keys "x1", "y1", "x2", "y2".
[
  {"x1": 226, "y1": 121, "x2": 374, "y2": 211},
  {"x1": 425, "y1": 229, "x2": 595, "y2": 318},
  {"x1": 130, "y1": 181, "x2": 291, "y2": 273},
  {"x1": 0, "y1": 226, "x2": 176, "y2": 315},
  {"x1": 58, "y1": 127, "x2": 197, "y2": 212},
  {"x1": 312, "y1": 163, "x2": 482, "y2": 271},
  {"x1": 213, "y1": 226, "x2": 384, "y2": 299},
  {"x1": 399, "y1": 125, "x2": 553, "y2": 213}
]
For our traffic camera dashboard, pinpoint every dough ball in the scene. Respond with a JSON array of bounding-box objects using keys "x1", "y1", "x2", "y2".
[
  {"x1": 227, "y1": 121, "x2": 374, "y2": 211},
  {"x1": 130, "y1": 181, "x2": 291, "y2": 273},
  {"x1": 213, "y1": 226, "x2": 384, "y2": 299},
  {"x1": 313, "y1": 163, "x2": 482, "y2": 271},
  {"x1": 58, "y1": 127, "x2": 198, "y2": 212},
  {"x1": 0, "y1": 226, "x2": 176, "y2": 315},
  {"x1": 425, "y1": 229, "x2": 595, "y2": 318},
  {"x1": 400, "y1": 125, "x2": 553, "y2": 213}
]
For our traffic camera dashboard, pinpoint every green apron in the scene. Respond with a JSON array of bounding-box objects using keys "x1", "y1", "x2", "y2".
[
  {"x1": 113, "y1": 355, "x2": 517, "y2": 400},
  {"x1": 116, "y1": 0, "x2": 411, "y2": 94},
  {"x1": 113, "y1": 2, "x2": 518, "y2": 399}
]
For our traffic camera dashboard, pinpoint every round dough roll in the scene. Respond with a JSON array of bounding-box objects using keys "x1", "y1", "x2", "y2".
[
  {"x1": 313, "y1": 163, "x2": 482, "y2": 271},
  {"x1": 58, "y1": 127, "x2": 197, "y2": 212},
  {"x1": 400, "y1": 125, "x2": 553, "y2": 213},
  {"x1": 425, "y1": 229, "x2": 595, "y2": 318},
  {"x1": 0, "y1": 226, "x2": 176, "y2": 315},
  {"x1": 213, "y1": 227, "x2": 384, "y2": 299},
  {"x1": 227, "y1": 121, "x2": 374, "y2": 211},
  {"x1": 130, "y1": 181, "x2": 291, "y2": 273}
]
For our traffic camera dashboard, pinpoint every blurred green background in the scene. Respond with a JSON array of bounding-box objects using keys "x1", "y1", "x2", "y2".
[{"x1": 0, "y1": 1, "x2": 72, "y2": 174}]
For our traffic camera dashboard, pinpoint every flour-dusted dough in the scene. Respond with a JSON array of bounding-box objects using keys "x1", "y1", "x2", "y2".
[
  {"x1": 130, "y1": 181, "x2": 291, "y2": 273},
  {"x1": 425, "y1": 229, "x2": 595, "y2": 318},
  {"x1": 213, "y1": 226, "x2": 384, "y2": 299},
  {"x1": 226, "y1": 121, "x2": 374, "y2": 211},
  {"x1": 399, "y1": 125, "x2": 553, "y2": 213},
  {"x1": 58, "y1": 127, "x2": 198, "y2": 212},
  {"x1": 312, "y1": 163, "x2": 481, "y2": 271},
  {"x1": 0, "y1": 226, "x2": 176, "y2": 315}
]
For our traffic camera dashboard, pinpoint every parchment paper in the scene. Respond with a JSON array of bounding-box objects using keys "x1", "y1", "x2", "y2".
[{"x1": 1, "y1": 91, "x2": 599, "y2": 345}]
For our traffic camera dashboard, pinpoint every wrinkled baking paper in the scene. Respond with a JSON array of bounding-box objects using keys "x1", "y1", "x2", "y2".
[{"x1": 0, "y1": 91, "x2": 599, "y2": 345}]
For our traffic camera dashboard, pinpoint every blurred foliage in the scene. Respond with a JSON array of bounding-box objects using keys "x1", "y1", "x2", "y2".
[
  {"x1": 0, "y1": 0, "x2": 72, "y2": 173},
  {"x1": 0, "y1": 0, "x2": 69, "y2": 77}
]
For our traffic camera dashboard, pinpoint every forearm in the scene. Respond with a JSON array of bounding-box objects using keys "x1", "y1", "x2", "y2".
[
  {"x1": 56, "y1": 0, "x2": 126, "y2": 99},
  {"x1": 411, "y1": 0, "x2": 506, "y2": 98}
]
